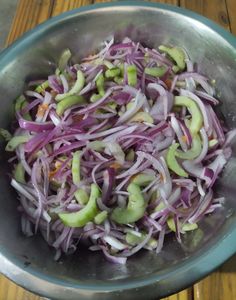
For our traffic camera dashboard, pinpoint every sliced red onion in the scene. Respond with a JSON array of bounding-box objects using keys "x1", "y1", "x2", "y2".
[
  {"x1": 115, "y1": 176, "x2": 132, "y2": 192},
  {"x1": 148, "y1": 83, "x2": 173, "y2": 120},
  {"x1": 11, "y1": 179, "x2": 37, "y2": 204},
  {"x1": 207, "y1": 153, "x2": 227, "y2": 187},
  {"x1": 195, "y1": 90, "x2": 219, "y2": 105},
  {"x1": 102, "y1": 168, "x2": 115, "y2": 204},
  {"x1": 21, "y1": 99, "x2": 41, "y2": 115},
  {"x1": 17, "y1": 144, "x2": 32, "y2": 175},
  {"x1": 74, "y1": 125, "x2": 127, "y2": 141},
  {"x1": 51, "y1": 141, "x2": 87, "y2": 158},
  {"x1": 104, "y1": 142, "x2": 125, "y2": 165},
  {"x1": 121, "y1": 227, "x2": 153, "y2": 257},
  {"x1": 97, "y1": 197, "x2": 112, "y2": 212},
  {"x1": 78, "y1": 86, "x2": 121, "y2": 115},
  {"x1": 102, "y1": 125, "x2": 138, "y2": 142},
  {"x1": 48, "y1": 75, "x2": 63, "y2": 93},
  {"x1": 137, "y1": 152, "x2": 166, "y2": 181},
  {"x1": 145, "y1": 216, "x2": 162, "y2": 231},
  {"x1": 169, "y1": 75, "x2": 178, "y2": 93},
  {"x1": 182, "y1": 160, "x2": 213, "y2": 187},
  {"x1": 116, "y1": 155, "x2": 144, "y2": 179},
  {"x1": 170, "y1": 115, "x2": 188, "y2": 151},
  {"x1": 60, "y1": 74, "x2": 69, "y2": 93},
  {"x1": 101, "y1": 247, "x2": 127, "y2": 265},
  {"x1": 19, "y1": 119, "x2": 54, "y2": 132},
  {"x1": 188, "y1": 189, "x2": 213, "y2": 223},
  {"x1": 112, "y1": 91, "x2": 132, "y2": 105},
  {"x1": 89, "y1": 150, "x2": 108, "y2": 162},
  {"x1": 197, "y1": 178, "x2": 205, "y2": 197},
  {"x1": 25, "y1": 90, "x2": 44, "y2": 101},
  {"x1": 180, "y1": 188, "x2": 192, "y2": 207},
  {"x1": 185, "y1": 77, "x2": 196, "y2": 92},
  {"x1": 53, "y1": 227, "x2": 71, "y2": 249},
  {"x1": 178, "y1": 119, "x2": 192, "y2": 146},
  {"x1": 145, "y1": 48, "x2": 173, "y2": 66},
  {"x1": 160, "y1": 187, "x2": 181, "y2": 216},
  {"x1": 103, "y1": 235, "x2": 127, "y2": 250},
  {"x1": 116, "y1": 90, "x2": 146, "y2": 125}
]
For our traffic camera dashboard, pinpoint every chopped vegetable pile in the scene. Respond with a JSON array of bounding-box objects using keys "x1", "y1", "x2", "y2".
[{"x1": 3, "y1": 37, "x2": 236, "y2": 264}]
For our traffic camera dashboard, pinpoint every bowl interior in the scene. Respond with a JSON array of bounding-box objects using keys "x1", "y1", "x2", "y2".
[{"x1": 0, "y1": 3, "x2": 236, "y2": 300}]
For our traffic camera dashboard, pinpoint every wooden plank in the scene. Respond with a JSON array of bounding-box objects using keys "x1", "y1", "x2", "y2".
[
  {"x1": 180, "y1": 0, "x2": 231, "y2": 31},
  {"x1": 161, "y1": 288, "x2": 193, "y2": 300},
  {"x1": 226, "y1": 0, "x2": 236, "y2": 34},
  {"x1": 6, "y1": 0, "x2": 54, "y2": 46},
  {"x1": 0, "y1": 275, "x2": 41, "y2": 300},
  {"x1": 193, "y1": 255, "x2": 236, "y2": 300},
  {"x1": 51, "y1": 0, "x2": 93, "y2": 16}
]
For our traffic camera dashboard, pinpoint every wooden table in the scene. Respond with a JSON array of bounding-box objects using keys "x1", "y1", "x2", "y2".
[{"x1": 0, "y1": 0, "x2": 236, "y2": 299}]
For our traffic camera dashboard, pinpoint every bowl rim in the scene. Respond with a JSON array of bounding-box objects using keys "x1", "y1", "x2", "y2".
[{"x1": 0, "y1": 1, "x2": 236, "y2": 298}]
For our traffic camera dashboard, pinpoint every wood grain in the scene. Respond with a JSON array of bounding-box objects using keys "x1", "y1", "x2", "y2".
[
  {"x1": 0, "y1": 275, "x2": 41, "y2": 300},
  {"x1": 180, "y1": 0, "x2": 231, "y2": 31},
  {"x1": 162, "y1": 288, "x2": 193, "y2": 300},
  {"x1": 226, "y1": 0, "x2": 236, "y2": 34},
  {"x1": 51, "y1": 0, "x2": 93, "y2": 17},
  {"x1": 1, "y1": 0, "x2": 236, "y2": 300},
  {"x1": 193, "y1": 255, "x2": 236, "y2": 300},
  {"x1": 6, "y1": 0, "x2": 54, "y2": 46}
]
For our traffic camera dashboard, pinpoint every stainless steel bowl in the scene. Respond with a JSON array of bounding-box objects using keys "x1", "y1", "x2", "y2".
[{"x1": 0, "y1": 2, "x2": 236, "y2": 299}]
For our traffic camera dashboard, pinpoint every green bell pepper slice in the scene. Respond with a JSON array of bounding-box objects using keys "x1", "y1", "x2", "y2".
[
  {"x1": 111, "y1": 183, "x2": 146, "y2": 224},
  {"x1": 5, "y1": 135, "x2": 30, "y2": 152},
  {"x1": 174, "y1": 96, "x2": 203, "y2": 135},
  {"x1": 58, "y1": 48, "x2": 72, "y2": 72},
  {"x1": 209, "y1": 139, "x2": 218, "y2": 148},
  {"x1": 130, "y1": 112, "x2": 154, "y2": 124},
  {"x1": 13, "y1": 162, "x2": 25, "y2": 184},
  {"x1": 59, "y1": 183, "x2": 100, "y2": 227},
  {"x1": 126, "y1": 231, "x2": 157, "y2": 249},
  {"x1": 167, "y1": 217, "x2": 198, "y2": 232},
  {"x1": 131, "y1": 173, "x2": 155, "y2": 186},
  {"x1": 127, "y1": 65, "x2": 137, "y2": 86},
  {"x1": 94, "y1": 211, "x2": 108, "y2": 225},
  {"x1": 72, "y1": 151, "x2": 82, "y2": 186},
  {"x1": 159, "y1": 45, "x2": 186, "y2": 71},
  {"x1": 56, "y1": 95, "x2": 85, "y2": 116},
  {"x1": 90, "y1": 93, "x2": 101, "y2": 103},
  {"x1": 55, "y1": 70, "x2": 85, "y2": 101},
  {"x1": 105, "y1": 68, "x2": 121, "y2": 78},
  {"x1": 15, "y1": 95, "x2": 32, "y2": 121},
  {"x1": 74, "y1": 189, "x2": 89, "y2": 205},
  {"x1": 166, "y1": 143, "x2": 188, "y2": 177},
  {"x1": 35, "y1": 80, "x2": 49, "y2": 93},
  {"x1": 144, "y1": 66, "x2": 167, "y2": 77},
  {"x1": 176, "y1": 134, "x2": 202, "y2": 160},
  {"x1": 96, "y1": 73, "x2": 105, "y2": 96}
]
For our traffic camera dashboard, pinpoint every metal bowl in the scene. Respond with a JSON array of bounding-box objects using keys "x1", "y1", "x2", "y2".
[{"x1": 0, "y1": 2, "x2": 236, "y2": 299}]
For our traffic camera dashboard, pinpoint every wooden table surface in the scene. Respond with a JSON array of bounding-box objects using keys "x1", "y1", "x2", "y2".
[{"x1": 0, "y1": 0, "x2": 236, "y2": 299}]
